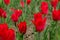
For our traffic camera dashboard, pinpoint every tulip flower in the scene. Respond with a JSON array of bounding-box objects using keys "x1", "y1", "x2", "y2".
[
  {"x1": 0, "y1": 8, "x2": 7, "y2": 18},
  {"x1": 3, "y1": 0, "x2": 10, "y2": 5},
  {"x1": 11, "y1": 13, "x2": 18, "y2": 22},
  {"x1": 20, "y1": 1, "x2": 24, "y2": 8},
  {"x1": 32, "y1": 13, "x2": 46, "y2": 32},
  {"x1": 34, "y1": 12, "x2": 42, "y2": 20},
  {"x1": 18, "y1": 21, "x2": 27, "y2": 34},
  {"x1": 0, "y1": 8, "x2": 4, "y2": 17},
  {"x1": 0, "y1": 23, "x2": 15, "y2": 40},
  {"x1": 26, "y1": 0, "x2": 31, "y2": 5},
  {"x1": 10, "y1": 8, "x2": 22, "y2": 17},
  {"x1": 50, "y1": 0, "x2": 58, "y2": 9},
  {"x1": 0, "y1": 23, "x2": 8, "y2": 40},
  {"x1": 52, "y1": 9, "x2": 60, "y2": 21},
  {"x1": 40, "y1": 2, "x2": 48, "y2": 14},
  {"x1": 5, "y1": 29, "x2": 15, "y2": 40},
  {"x1": 0, "y1": 23, "x2": 8, "y2": 35},
  {"x1": 14, "y1": 9, "x2": 22, "y2": 17},
  {"x1": 2, "y1": 11, "x2": 7, "y2": 18}
]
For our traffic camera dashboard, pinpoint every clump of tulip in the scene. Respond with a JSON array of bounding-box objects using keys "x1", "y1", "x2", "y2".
[
  {"x1": 0, "y1": 0, "x2": 60, "y2": 40},
  {"x1": 0, "y1": 23, "x2": 15, "y2": 40},
  {"x1": 11, "y1": 9, "x2": 22, "y2": 22}
]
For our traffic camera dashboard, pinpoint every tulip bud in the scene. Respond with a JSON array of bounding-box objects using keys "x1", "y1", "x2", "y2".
[
  {"x1": 50, "y1": 0, "x2": 58, "y2": 9},
  {"x1": 26, "y1": 0, "x2": 31, "y2": 5},
  {"x1": 11, "y1": 14, "x2": 18, "y2": 22},
  {"x1": 18, "y1": 22, "x2": 27, "y2": 34},
  {"x1": 3, "y1": 0, "x2": 10, "y2": 5},
  {"x1": 40, "y1": 2, "x2": 48, "y2": 14}
]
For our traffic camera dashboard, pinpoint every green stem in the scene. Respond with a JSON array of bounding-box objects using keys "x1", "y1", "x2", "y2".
[
  {"x1": 1, "y1": 17, "x2": 2, "y2": 23},
  {"x1": 43, "y1": 27, "x2": 49, "y2": 40},
  {"x1": 14, "y1": 22, "x2": 16, "y2": 27},
  {"x1": 50, "y1": 21, "x2": 57, "y2": 40},
  {"x1": 34, "y1": 32, "x2": 40, "y2": 40},
  {"x1": 16, "y1": 32, "x2": 23, "y2": 40},
  {"x1": 19, "y1": 34, "x2": 23, "y2": 40}
]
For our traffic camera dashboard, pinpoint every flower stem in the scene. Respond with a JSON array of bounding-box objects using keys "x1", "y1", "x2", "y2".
[
  {"x1": 43, "y1": 26, "x2": 49, "y2": 40},
  {"x1": 14, "y1": 22, "x2": 17, "y2": 27},
  {"x1": 16, "y1": 32, "x2": 23, "y2": 40},
  {"x1": 50, "y1": 21, "x2": 57, "y2": 40},
  {"x1": 0, "y1": 17, "x2": 2, "y2": 23},
  {"x1": 34, "y1": 32, "x2": 40, "y2": 40}
]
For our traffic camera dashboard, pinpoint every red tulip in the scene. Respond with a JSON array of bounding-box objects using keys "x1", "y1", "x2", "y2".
[
  {"x1": 32, "y1": 13, "x2": 47, "y2": 32},
  {"x1": 26, "y1": 0, "x2": 31, "y2": 5},
  {"x1": 10, "y1": 8, "x2": 22, "y2": 17},
  {"x1": 40, "y1": 2, "x2": 48, "y2": 14},
  {"x1": 11, "y1": 9, "x2": 22, "y2": 22},
  {"x1": 51, "y1": 0, "x2": 58, "y2": 9},
  {"x1": 0, "y1": 8, "x2": 4, "y2": 17},
  {"x1": 5, "y1": 29, "x2": 15, "y2": 40},
  {"x1": 18, "y1": 22, "x2": 27, "y2": 34},
  {"x1": 3, "y1": 0, "x2": 10, "y2": 5},
  {"x1": 14, "y1": 9, "x2": 22, "y2": 17},
  {"x1": 20, "y1": 1, "x2": 24, "y2": 8},
  {"x1": 2, "y1": 11, "x2": 7, "y2": 18},
  {"x1": 52, "y1": 9, "x2": 60, "y2": 21},
  {"x1": 0, "y1": 23, "x2": 15, "y2": 40},
  {"x1": 0, "y1": 24, "x2": 8, "y2": 40},
  {"x1": 0, "y1": 8, "x2": 7, "y2": 18},
  {"x1": 34, "y1": 12, "x2": 42, "y2": 21},
  {"x1": 11, "y1": 14, "x2": 18, "y2": 22},
  {"x1": 0, "y1": 23, "x2": 8, "y2": 36}
]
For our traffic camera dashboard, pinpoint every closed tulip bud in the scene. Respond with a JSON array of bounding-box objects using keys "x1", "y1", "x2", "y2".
[
  {"x1": 50, "y1": 0, "x2": 58, "y2": 9},
  {"x1": 2, "y1": 11, "x2": 7, "y2": 18},
  {"x1": 0, "y1": 8, "x2": 4, "y2": 17},
  {"x1": 52, "y1": 9, "x2": 60, "y2": 21},
  {"x1": 11, "y1": 14, "x2": 18, "y2": 22},
  {"x1": 3, "y1": 0, "x2": 10, "y2": 5},
  {"x1": 0, "y1": 8, "x2": 7, "y2": 18},
  {"x1": 14, "y1": 9, "x2": 22, "y2": 17},
  {"x1": 40, "y1": 2, "x2": 48, "y2": 14},
  {"x1": 20, "y1": 1, "x2": 24, "y2": 8},
  {"x1": 26, "y1": 0, "x2": 31, "y2": 5},
  {"x1": 18, "y1": 22, "x2": 27, "y2": 34}
]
